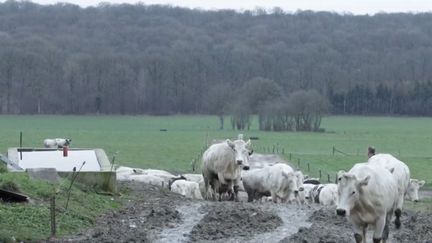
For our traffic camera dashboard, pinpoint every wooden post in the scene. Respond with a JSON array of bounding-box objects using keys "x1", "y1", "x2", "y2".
[
  {"x1": 307, "y1": 163, "x2": 310, "y2": 172},
  {"x1": 50, "y1": 196, "x2": 56, "y2": 238},
  {"x1": 319, "y1": 170, "x2": 322, "y2": 179},
  {"x1": 282, "y1": 148, "x2": 285, "y2": 155},
  {"x1": 297, "y1": 159, "x2": 300, "y2": 168},
  {"x1": 289, "y1": 153, "x2": 292, "y2": 160},
  {"x1": 332, "y1": 146, "x2": 335, "y2": 156},
  {"x1": 327, "y1": 174, "x2": 330, "y2": 182},
  {"x1": 19, "y1": 131, "x2": 23, "y2": 160}
]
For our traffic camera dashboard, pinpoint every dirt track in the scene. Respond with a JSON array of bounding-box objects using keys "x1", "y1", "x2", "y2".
[{"x1": 59, "y1": 182, "x2": 432, "y2": 243}]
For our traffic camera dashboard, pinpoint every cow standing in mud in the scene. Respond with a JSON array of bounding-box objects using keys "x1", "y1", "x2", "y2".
[
  {"x1": 368, "y1": 153, "x2": 410, "y2": 228},
  {"x1": 202, "y1": 139, "x2": 252, "y2": 201},
  {"x1": 336, "y1": 163, "x2": 399, "y2": 243}
]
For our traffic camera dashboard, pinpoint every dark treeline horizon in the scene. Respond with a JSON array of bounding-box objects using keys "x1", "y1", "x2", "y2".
[{"x1": 1, "y1": 0, "x2": 432, "y2": 116}]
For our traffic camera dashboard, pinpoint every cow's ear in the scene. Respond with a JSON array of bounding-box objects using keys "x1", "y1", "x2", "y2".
[
  {"x1": 248, "y1": 149, "x2": 254, "y2": 156},
  {"x1": 358, "y1": 175, "x2": 370, "y2": 187},
  {"x1": 419, "y1": 180, "x2": 426, "y2": 187},
  {"x1": 304, "y1": 174, "x2": 309, "y2": 180},
  {"x1": 226, "y1": 139, "x2": 235, "y2": 149},
  {"x1": 245, "y1": 139, "x2": 251, "y2": 148},
  {"x1": 337, "y1": 170, "x2": 346, "y2": 182},
  {"x1": 388, "y1": 167, "x2": 395, "y2": 174},
  {"x1": 282, "y1": 171, "x2": 292, "y2": 178}
]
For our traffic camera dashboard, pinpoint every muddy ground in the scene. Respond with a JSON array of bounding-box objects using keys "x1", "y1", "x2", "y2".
[{"x1": 59, "y1": 182, "x2": 432, "y2": 243}]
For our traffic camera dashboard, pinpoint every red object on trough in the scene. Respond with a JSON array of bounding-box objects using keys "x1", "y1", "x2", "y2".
[{"x1": 63, "y1": 146, "x2": 68, "y2": 157}]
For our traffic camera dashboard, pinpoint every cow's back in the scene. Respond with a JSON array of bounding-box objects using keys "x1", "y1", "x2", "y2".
[
  {"x1": 202, "y1": 142, "x2": 233, "y2": 171},
  {"x1": 368, "y1": 154, "x2": 410, "y2": 195}
]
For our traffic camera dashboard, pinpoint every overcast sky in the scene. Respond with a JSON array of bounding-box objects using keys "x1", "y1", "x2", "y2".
[{"x1": 5, "y1": 0, "x2": 432, "y2": 15}]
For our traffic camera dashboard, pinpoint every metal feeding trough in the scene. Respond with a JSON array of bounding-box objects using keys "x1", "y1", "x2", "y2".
[
  {"x1": 8, "y1": 148, "x2": 110, "y2": 172},
  {"x1": 3, "y1": 148, "x2": 117, "y2": 192},
  {"x1": 0, "y1": 189, "x2": 29, "y2": 203}
]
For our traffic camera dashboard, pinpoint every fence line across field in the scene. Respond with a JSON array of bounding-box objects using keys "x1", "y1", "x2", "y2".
[{"x1": 188, "y1": 142, "x2": 417, "y2": 183}]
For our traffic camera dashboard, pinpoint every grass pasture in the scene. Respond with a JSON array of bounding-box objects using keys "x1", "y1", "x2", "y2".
[{"x1": 0, "y1": 115, "x2": 431, "y2": 185}]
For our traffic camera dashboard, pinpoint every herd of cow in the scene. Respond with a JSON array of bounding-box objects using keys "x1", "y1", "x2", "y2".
[{"x1": 116, "y1": 138, "x2": 426, "y2": 243}]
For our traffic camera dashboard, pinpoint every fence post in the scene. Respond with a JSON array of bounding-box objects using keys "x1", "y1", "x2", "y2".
[
  {"x1": 289, "y1": 153, "x2": 292, "y2": 161},
  {"x1": 332, "y1": 146, "x2": 335, "y2": 156},
  {"x1": 327, "y1": 174, "x2": 330, "y2": 182},
  {"x1": 272, "y1": 145, "x2": 275, "y2": 153},
  {"x1": 297, "y1": 159, "x2": 300, "y2": 168},
  {"x1": 307, "y1": 163, "x2": 310, "y2": 172},
  {"x1": 319, "y1": 170, "x2": 322, "y2": 179},
  {"x1": 50, "y1": 195, "x2": 56, "y2": 238},
  {"x1": 282, "y1": 148, "x2": 285, "y2": 155}
]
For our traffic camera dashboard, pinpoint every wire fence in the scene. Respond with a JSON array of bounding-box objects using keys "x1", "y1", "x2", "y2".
[{"x1": 189, "y1": 140, "x2": 343, "y2": 183}]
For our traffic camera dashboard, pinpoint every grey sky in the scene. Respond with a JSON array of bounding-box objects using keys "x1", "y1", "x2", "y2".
[{"x1": 5, "y1": 0, "x2": 432, "y2": 14}]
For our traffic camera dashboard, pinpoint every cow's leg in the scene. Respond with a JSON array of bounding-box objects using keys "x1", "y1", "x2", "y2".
[
  {"x1": 246, "y1": 190, "x2": 254, "y2": 202},
  {"x1": 232, "y1": 179, "x2": 241, "y2": 202},
  {"x1": 382, "y1": 211, "x2": 393, "y2": 243},
  {"x1": 271, "y1": 191, "x2": 277, "y2": 203},
  {"x1": 373, "y1": 216, "x2": 386, "y2": 243},
  {"x1": 352, "y1": 223, "x2": 364, "y2": 243},
  {"x1": 203, "y1": 173, "x2": 211, "y2": 200}
]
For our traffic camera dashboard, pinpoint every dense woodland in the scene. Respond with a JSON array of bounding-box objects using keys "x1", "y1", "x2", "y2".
[{"x1": 1, "y1": 1, "x2": 432, "y2": 130}]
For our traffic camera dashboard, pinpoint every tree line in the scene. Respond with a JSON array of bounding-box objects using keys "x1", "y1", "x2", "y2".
[{"x1": 1, "y1": 1, "x2": 432, "y2": 127}]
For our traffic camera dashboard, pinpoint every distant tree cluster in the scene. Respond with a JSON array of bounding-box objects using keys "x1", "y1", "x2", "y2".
[{"x1": 1, "y1": 1, "x2": 432, "y2": 127}]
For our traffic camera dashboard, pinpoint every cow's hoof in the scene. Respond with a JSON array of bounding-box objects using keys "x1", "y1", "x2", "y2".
[
  {"x1": 354, "y1": 233, "x2": 362, "y2": 243},
  {"x1": 373, "y1": 238, "x2": 381, "y2": 243},
  {"x1": 395, "y1": 218, "x2": 401, "y2": 229}
]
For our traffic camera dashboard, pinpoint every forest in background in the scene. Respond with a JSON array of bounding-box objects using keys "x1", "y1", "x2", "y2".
[{"x1": 1, "y1": 0, "x2": 432, "y2": 128}]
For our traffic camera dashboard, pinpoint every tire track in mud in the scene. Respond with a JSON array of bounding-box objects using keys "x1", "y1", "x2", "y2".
[
  {"x1": 154, "y1": 202, "x2": 207, "y2": 243},
  {"x1": 245, "y1": 204, "x2": 312, "y2": 243},
  {"x1": 154, "y1": 201, "x2": 314, "y2": 243}
]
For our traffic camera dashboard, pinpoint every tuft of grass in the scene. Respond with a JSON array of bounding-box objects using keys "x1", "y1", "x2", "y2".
[
  {"x1": 0, "y1": 164, "x2": 7, "y2": 173},
  {"x1": 0, "y1": 172, "x2": 122, "y2": 242}
]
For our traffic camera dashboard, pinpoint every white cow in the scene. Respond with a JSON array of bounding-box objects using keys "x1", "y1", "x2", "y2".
[
  {"x1": 290, "y1": 170, "x2": 306, "y2": 204},
  {"x1": 202, "y1": 139, "x2": 252, "y2": 201},
  {"x1": 405, "y1": 179, "x2": 426, "y2": 202},
  {"x1": 303, "y1": 184, "x2": 316, "y2": 202},
  {"x1": 43, "y1": 138, "x2": 72, "y2": 148},
  {"x1": 242, "y1": 163, "x2": 299, "y2": 203},
  {"x1": 336, "y1": 163, "x2": 399, "y2": 243},
  {"x1": 318, "y1": 183, "x2": 338, "y2": 206},
  {"x1": 182, "y1": 173, "x2": 206, "y2": 199},
  {"x1": 116, "y1": 166, "x2": 175, "y2": 188},
  {"x1": 170, "y1": 179, "x2": 203, "y2": 200},
  {"x1": 368, "y1": 153, "x2": 410, "y2": 227}
]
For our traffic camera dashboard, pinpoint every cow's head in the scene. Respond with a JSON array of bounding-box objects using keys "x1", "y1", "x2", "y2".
[
  {"x1": 336, "y1": 170, "x2": 370, "y2": 217},
  {"x1": 65, "y1": 138, "x2": 72, "y2": 146},
  {"x1": 226, "y1": 139, "x2": 252, "y2": 170},
  {"x1": 282, "y1": 171, "x2": 299, "y2": 195},
  {"x1": 406, "y1": 179, "x2": 425, "y2": 202},
  {"x1": 294, "y1": 171, "x2": 305, "y2": 192}
]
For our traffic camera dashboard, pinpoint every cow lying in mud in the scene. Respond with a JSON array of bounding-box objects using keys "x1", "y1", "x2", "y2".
[
  {"x1": 202, "y1": 139, "x2": 252, "y2": 201},
  {"x1": 242, "y1": 163, "x2": 300, "y2": 203},
  {"x1": 308, "y1": 184, "x2": 338, "y2": 206}
]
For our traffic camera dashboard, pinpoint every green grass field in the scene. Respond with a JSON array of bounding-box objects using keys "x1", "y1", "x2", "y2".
[{"x1": 0, "y1": 115, "x2": 431, "y2": 185}]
